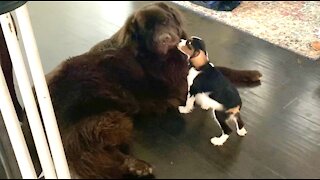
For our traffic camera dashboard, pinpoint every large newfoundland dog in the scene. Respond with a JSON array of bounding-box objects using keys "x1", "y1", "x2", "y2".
[{"x1": 22, "y1": 2, "x2": 262, "y2": 179}]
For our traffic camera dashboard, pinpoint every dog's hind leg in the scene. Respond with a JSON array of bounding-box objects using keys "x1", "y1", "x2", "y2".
[
  {"x1": 195, "y1": 93, "x2": 224, "y2": 111},
  {"x1": 62, "y1": 111, "x2": 153, "y2": 179},
  {"x1": 225, "y1": 106, "x2": 247, "y2": 136},
  {"x1": 210, "y1": 110, "x2": 232, "y2": 146},
  {"x1": 232, "y1": 112, "x2": 247, "y2": 136}
]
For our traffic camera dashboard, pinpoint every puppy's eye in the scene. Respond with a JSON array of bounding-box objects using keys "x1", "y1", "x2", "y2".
[{"x1": 186, "y1": 41, "x2": 193, "y2": 50}]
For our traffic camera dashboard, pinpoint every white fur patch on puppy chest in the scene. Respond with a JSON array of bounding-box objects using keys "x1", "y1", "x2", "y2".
[{"x1": 187, "y1": 67, "x2": 200, "y2": 88}]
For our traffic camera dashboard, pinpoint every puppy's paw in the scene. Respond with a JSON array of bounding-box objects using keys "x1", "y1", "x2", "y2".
[
  {"x1": 237, "y1": 127, "x2": 247, "y2": 136},
  {"x1": 178, "y1": 106, "x2": 192, "y2": 114},
  {"x1": 210, "y1": 134, "x2": 229, "y2": 146},
  {"x1": 200, "y1": 104, "x2": 211, "y2": 110}
]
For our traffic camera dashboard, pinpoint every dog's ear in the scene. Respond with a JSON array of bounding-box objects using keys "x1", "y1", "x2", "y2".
[
  {"x1": 200, "y1": 40, "x2": 206, "y2": 54},
  {"x1": 191, "y1": 37, "x2": 207, "y2": 55},
  {"x1": 128, "y1": 14, "x2": 140, "y2": 41},
  {"x1": 170, "y1": 7, "x2": 188, "y2": 39},
  {"x1": 156, "y1": 2, "x2": 188, "y2": 39},
  {"x1": 154, "y1": 2, "x2": 171, "y2": 11},
  {"x1": 114, "y1": 13, "x2": 139, "y2": 47},
  {"x1": 160, "y1": 3, "x2": 184, "y2": 26}
]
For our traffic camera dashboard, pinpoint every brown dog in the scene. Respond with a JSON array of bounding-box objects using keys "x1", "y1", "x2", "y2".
[{"x1": 21, "y1": 2, "x2": 262, "y2": 179}]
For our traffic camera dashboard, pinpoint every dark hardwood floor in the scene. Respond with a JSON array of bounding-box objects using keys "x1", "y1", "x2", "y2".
[{"x1": 0, "y1": 1, "x2": 319, "y2": 179}]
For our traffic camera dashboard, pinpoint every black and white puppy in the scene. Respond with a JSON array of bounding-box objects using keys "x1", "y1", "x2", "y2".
[{"x1": 177, "y1": 36, "x2": 247, "y2": 146}]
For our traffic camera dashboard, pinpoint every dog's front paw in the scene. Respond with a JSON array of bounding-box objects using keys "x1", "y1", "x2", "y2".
[
  {"x1": 200, "y1": 104, "x2": 211, "y2": 110},
  {"x1": 210, "y1": 134, "x2": 229, "y2": 146},
  {"x1": 125, "y1": 157, "x2": 153, "y2": 177},
  {"x1": 237, "y1": 127, "x2": 247, "y2": 136},
  {"x1": 178, "y1": 106, "x2": 192, "y2": 114}
]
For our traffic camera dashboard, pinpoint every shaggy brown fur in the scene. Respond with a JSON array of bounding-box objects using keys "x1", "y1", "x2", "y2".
[{"x1": 21, "y1": 2, "x2": 262, "y2": 179}]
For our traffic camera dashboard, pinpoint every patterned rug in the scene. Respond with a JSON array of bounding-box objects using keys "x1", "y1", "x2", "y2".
[{"x1": 172, "y1": 1, "x2": 320, "y2": 60}]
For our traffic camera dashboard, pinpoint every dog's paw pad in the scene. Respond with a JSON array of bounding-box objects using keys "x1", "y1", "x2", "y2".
[
  {"x1": 179, "y1": 106, "x2": 191, "y2": 113},
  {"x1": 125, "y1": 158, "x2": 153, "y2": 177},
  {"x1": 210, "y1": 134, "x2": 229, "y2": 146},
  {"x1": 237, "y1": 128, "x2": 247, "y2": 136},
  {"x1": 200, "y1": 104, "x2": 211, "y2": 110}
]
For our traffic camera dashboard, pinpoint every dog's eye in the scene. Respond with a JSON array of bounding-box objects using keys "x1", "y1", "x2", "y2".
[
  {"x1": 187, "y1": 40, "x2": 192, "y2": 45},
  {"x1": 186, "y1": 41, "x2": 193, "y2": 50}
]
